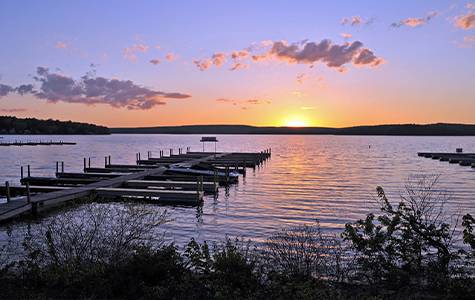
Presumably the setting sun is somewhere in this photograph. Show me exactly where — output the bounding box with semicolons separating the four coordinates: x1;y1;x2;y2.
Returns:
286;119;307;127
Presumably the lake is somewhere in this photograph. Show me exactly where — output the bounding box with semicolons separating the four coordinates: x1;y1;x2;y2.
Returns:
0;134;474;245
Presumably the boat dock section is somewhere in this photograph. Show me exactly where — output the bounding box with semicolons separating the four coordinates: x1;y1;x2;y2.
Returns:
417;151;475;168
0;148;271;222
0;140;76;146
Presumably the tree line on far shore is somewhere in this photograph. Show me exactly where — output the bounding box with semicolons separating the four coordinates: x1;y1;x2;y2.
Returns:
0;116;110;135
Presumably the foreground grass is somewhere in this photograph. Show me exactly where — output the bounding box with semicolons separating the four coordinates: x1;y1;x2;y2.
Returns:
1;176;474;299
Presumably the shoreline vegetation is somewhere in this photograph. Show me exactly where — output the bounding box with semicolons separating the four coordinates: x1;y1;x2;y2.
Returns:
0;176;474;299
0;116;109;135
2;116;475;136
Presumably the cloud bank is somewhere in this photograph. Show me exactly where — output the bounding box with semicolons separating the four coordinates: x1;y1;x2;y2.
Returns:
1;67;191;110
193;38;384;72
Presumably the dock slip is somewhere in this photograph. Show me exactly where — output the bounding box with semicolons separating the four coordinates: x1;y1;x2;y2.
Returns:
0;140;76;146
417;149;475;168
0;147;271;222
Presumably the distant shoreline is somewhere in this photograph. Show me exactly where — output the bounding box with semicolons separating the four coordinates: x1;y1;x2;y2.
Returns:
110;123;475;136
3;116;475;136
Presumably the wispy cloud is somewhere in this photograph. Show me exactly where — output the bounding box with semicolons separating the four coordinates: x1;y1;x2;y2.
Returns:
340;33;352;39
296;73;308;84
341;16;374;26
0;84;14;97
457;35;475;47
0;83;34;98
0;108;27;113
193;52;226;71
216;97;271;110
455;11;475;29
149;59;160;65
230;62;248;71
165;52;176;61
391;11;438;28
123;43;149;62
55;41;68;49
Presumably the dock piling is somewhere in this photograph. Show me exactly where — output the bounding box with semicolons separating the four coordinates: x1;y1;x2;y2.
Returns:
27;165;31;177
61;161;64;173
25;182;31;203
21;166;24;179
88;157;91;168
83;158;86;171
5;181;10;203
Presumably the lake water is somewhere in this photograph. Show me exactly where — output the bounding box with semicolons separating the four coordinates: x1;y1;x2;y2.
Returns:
0;134;474;245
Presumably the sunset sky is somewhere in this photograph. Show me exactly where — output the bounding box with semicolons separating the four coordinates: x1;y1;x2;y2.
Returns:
0;0;474;127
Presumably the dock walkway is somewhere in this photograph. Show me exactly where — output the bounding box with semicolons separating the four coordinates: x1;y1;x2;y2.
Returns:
0;149;271;222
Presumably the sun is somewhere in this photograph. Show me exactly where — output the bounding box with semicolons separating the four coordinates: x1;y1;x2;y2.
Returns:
285;119;307;127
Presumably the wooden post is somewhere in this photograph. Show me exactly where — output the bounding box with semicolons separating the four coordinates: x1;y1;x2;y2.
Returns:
56;161;59;173
61;161;64;173
196;176;200;199
27;165;31;177
21;166;24;179
225;166;229;183
83;158;86;171
242;160;247;176
170;148;173;156
213;169;218;191
88;157;91;168
26;182;31;203
104;156;107;167
108;155;111;165
5;181;11;203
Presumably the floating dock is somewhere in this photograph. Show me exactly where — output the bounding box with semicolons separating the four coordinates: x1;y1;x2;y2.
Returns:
0;147;271;222
417;151;475;168
0;140;76;147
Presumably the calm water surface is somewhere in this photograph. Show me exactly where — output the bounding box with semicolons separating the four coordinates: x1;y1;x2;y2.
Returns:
0;134;474;245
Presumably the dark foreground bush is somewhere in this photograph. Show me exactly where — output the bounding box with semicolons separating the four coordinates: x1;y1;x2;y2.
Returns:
0;176;474;299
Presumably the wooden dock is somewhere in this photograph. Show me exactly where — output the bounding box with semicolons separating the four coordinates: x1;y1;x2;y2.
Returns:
417;151;475;168
0;140;76;147
0;148;271;222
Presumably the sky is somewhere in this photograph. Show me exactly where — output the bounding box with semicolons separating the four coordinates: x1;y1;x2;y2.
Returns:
0;0;474;128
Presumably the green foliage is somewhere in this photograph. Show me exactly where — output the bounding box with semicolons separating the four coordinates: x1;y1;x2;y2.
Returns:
342;176;460;290
462;214;475;251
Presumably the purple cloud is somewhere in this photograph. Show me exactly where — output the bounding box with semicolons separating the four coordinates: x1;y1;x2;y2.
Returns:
0;84;14;97
28;67;190;110
193;38;384;72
